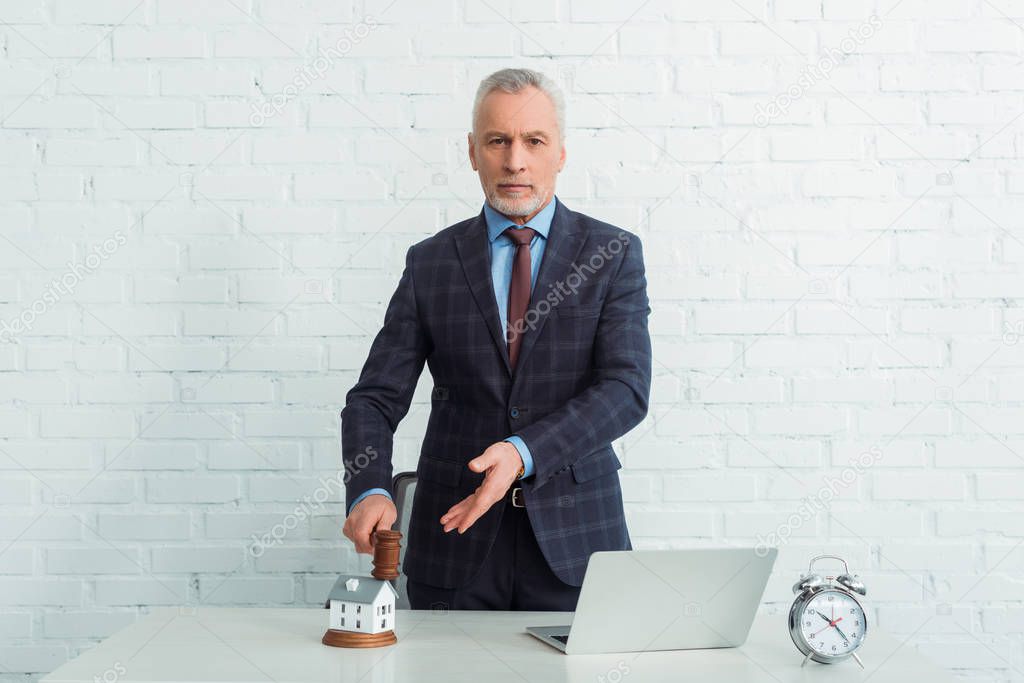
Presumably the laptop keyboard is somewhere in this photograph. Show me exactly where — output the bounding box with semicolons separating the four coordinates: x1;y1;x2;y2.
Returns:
552;634;569;643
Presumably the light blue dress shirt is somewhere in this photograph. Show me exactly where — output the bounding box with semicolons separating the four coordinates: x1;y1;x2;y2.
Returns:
347;196;557;515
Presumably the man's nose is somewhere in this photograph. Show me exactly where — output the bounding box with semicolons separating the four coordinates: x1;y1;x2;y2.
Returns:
503;140;527;174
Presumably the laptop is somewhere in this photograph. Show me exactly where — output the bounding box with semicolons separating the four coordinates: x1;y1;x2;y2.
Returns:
526;546;778;655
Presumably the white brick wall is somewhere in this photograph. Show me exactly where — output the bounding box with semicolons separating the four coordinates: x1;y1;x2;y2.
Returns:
0;0;1019;680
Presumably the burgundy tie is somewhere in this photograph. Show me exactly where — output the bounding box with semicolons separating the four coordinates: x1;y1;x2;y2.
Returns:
503;226;537;371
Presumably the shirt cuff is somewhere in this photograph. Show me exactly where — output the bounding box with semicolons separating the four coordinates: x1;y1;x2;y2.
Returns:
504;435;534;478
347;488;392;516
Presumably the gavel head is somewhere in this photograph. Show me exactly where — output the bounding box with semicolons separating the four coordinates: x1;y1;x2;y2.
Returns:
370;529;402;581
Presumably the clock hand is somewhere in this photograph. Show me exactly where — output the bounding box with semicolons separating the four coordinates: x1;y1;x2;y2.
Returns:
834;624;850;641
812;612;833;636
811;623;832;637
812;613;845;638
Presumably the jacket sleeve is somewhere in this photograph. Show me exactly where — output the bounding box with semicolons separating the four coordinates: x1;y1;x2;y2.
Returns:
513;234;652;489
341;245;430;512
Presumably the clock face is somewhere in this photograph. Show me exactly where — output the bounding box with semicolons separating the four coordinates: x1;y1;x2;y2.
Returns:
798;589;866;658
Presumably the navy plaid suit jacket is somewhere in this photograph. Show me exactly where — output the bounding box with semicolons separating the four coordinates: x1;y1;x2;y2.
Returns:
341;197;652;589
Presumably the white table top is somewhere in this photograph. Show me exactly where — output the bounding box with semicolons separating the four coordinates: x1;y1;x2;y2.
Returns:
42;607;954;683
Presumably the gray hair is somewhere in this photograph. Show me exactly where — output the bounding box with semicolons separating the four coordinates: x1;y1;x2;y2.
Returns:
471;68;566;141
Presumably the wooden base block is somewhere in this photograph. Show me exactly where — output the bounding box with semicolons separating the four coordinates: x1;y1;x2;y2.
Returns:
322;628;397;648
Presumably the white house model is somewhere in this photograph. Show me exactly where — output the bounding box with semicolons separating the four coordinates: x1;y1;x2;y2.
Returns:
327;575;398;635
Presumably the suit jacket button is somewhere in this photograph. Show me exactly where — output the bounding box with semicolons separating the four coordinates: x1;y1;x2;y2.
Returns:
509;407;520;419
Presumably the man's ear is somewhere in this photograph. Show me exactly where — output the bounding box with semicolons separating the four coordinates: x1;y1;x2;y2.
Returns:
558;142;566;172
467;132;477;171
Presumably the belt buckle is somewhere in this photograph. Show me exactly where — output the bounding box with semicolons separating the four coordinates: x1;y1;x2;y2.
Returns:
511;486;525;508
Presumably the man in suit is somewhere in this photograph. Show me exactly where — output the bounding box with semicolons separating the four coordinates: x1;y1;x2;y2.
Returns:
341;68;652;611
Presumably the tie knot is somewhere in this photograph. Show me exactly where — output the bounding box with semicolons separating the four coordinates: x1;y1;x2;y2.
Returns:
502;226;537;247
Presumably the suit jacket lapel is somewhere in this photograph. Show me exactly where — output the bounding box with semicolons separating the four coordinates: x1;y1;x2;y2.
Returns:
512;199;585;377
455;209;513;378
454;198;586;382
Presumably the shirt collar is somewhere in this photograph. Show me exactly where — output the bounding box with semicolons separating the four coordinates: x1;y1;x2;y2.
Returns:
483;194;557;243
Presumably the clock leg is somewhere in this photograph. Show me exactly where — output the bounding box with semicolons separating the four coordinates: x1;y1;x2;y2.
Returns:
801;651;813;667
852;652;865;669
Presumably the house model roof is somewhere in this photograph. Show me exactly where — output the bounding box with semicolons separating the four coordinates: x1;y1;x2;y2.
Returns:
326;574;398;605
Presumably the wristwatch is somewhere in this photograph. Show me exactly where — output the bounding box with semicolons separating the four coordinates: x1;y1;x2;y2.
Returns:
516;463;525;480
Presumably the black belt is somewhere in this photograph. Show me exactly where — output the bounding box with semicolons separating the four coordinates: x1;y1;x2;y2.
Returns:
508;485;525;508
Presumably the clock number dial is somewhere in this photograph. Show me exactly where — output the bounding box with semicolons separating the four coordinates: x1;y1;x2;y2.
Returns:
798;590;866;658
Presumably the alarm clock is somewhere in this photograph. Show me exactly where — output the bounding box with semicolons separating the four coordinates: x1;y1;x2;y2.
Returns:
788;554;868;668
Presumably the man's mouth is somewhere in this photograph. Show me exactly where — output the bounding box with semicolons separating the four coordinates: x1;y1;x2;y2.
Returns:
499;184;530;191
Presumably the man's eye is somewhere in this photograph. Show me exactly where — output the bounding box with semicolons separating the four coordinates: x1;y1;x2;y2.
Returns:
529;139;543;145
490;138;505;144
